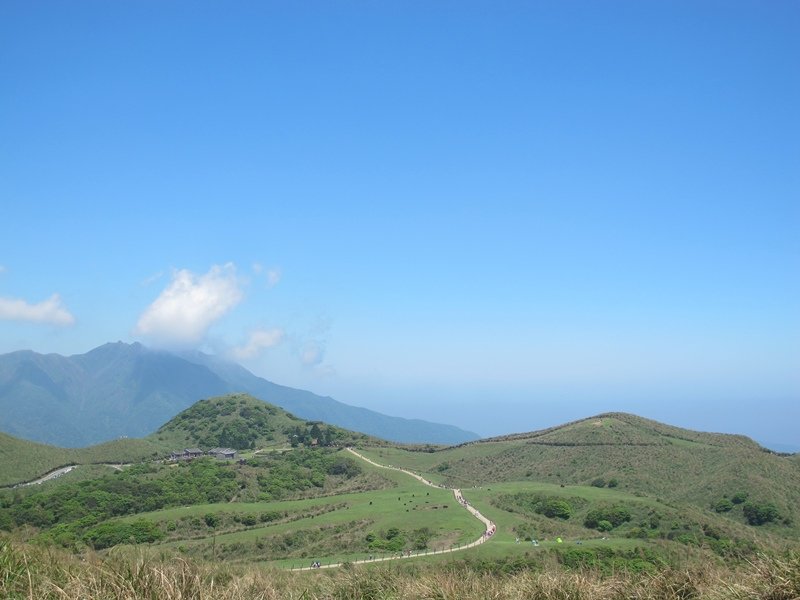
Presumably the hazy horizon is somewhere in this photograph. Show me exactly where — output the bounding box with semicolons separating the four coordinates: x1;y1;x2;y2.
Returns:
2;3;798;449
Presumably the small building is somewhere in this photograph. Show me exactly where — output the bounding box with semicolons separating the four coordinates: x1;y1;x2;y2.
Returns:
170;448;205;460
207;447;237;460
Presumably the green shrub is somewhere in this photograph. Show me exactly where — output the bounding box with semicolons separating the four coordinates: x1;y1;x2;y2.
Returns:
714;498;734;513
204;513;219;528
83;519;163;549
259;511;282;523
597;520;613;532
584;506;632;529
731;491;748;504
536;498;573;520
742;502;779;526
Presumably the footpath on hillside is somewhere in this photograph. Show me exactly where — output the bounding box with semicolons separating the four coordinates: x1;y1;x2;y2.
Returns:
292;447;496;571
3;463;129;489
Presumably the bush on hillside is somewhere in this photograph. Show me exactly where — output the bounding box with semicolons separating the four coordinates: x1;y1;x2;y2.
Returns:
731;491;749;504
584;505;632;530
714;498;734;513
83;519;163;550
742;502;780;526
204;513;219;528
596;520;613;532
536;498;573;520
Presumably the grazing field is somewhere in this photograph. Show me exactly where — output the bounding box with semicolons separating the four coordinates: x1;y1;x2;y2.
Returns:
113;455;485;566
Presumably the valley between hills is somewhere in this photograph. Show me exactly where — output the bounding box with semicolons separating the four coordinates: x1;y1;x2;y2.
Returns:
1;391;799;598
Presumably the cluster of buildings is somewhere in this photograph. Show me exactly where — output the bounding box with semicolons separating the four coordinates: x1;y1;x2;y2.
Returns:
170;447;238;461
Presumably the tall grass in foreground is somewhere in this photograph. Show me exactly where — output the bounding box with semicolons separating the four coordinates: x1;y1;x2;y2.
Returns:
2;539;799;599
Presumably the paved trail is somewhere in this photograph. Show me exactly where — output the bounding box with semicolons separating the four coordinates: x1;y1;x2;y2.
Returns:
13;466;77;487
294;448;496;571
7;463;129;488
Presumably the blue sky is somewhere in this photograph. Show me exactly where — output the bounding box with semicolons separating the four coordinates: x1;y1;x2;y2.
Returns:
1;2;798;448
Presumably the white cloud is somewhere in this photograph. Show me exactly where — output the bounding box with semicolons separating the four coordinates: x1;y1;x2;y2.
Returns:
135;263;243;346
266;268;281;287
0;293;75;326
300;342;324;366
140;270;164;287
253;263;282;287
232;327;285;359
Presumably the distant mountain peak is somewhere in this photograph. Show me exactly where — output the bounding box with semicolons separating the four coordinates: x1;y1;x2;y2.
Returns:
0;343;479;447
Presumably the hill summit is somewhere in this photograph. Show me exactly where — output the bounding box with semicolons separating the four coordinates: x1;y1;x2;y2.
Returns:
0;393;379;487
486;411;764;451
151;393;376;451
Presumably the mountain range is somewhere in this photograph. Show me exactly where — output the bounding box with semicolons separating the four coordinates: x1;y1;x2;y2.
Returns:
0;342;478;447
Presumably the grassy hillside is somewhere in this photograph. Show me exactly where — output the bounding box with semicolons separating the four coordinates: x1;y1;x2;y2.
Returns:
0;393;380;486
149;393;378;451
0;432;73;487
2;407;798;574
0;432;165;487
356;413;800;544
487;412;764;450
4;536;799;600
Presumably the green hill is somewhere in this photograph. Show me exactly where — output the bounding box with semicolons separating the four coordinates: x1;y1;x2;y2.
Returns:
0;394;381;486
3;407;798;570
357;413;800;543
492;412;763;450
0;433;165;487
149;393;378;450
0;432;74;487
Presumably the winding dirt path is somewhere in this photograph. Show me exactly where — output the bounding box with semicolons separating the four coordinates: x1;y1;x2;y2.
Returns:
293;448;496;570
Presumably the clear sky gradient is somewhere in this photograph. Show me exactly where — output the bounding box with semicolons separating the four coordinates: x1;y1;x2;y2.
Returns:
2;2;798;449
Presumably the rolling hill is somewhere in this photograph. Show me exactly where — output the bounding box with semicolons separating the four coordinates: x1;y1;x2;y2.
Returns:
0;432;164;487
357;412;800;540
149;393;379;450
2;403;798;576
0;393;382;486
0;342;478;447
